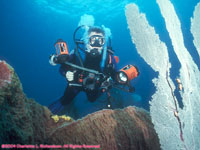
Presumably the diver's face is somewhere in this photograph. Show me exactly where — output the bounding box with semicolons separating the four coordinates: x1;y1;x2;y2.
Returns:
86;32;105;56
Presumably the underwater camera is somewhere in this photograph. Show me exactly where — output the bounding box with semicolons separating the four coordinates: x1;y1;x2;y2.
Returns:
54;39;70;63
82;73;102;91
117;65;139;85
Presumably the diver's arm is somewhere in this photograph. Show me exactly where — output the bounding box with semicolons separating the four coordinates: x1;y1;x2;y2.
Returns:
59;54;76;77
59;64;69;77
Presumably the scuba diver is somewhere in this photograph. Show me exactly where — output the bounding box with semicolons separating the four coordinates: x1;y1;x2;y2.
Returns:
48;26;139;115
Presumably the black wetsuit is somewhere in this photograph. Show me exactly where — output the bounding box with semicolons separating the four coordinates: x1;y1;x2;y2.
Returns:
58;51;118;106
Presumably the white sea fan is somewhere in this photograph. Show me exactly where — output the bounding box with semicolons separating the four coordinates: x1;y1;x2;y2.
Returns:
125;1;200;150
191;2;200;59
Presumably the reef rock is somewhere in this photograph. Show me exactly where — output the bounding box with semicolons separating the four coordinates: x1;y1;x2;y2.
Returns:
46;107;160;150
0;60;51;144
0;60;160;150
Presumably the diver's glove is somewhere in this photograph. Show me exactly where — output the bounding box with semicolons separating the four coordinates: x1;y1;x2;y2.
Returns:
49;54;57;66
49;54;69;65
66;71;74;81
56;54;69;64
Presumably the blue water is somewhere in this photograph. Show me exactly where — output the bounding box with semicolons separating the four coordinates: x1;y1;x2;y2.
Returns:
0;0;199;118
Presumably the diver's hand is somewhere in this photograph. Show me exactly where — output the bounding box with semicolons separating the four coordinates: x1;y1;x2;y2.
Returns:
56;54;69;64
49;54;57;66
66;71;74;81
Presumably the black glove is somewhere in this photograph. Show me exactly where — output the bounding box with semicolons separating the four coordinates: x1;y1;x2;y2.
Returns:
55;54;69;64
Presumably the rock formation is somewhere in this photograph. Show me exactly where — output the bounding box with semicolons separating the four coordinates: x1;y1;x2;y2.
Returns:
0;60;51;144
0;60;160;150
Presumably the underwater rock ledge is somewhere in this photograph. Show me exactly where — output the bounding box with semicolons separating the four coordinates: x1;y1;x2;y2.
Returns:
46;107;161;150
0;60;160;150
0;60;51;144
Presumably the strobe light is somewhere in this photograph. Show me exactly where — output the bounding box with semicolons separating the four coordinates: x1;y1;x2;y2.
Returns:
54;39;70;63
117;65;139;84
118;72;128;84
55;39;69;56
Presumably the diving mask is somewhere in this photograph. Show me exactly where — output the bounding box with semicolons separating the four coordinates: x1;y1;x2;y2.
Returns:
89;35;105;47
